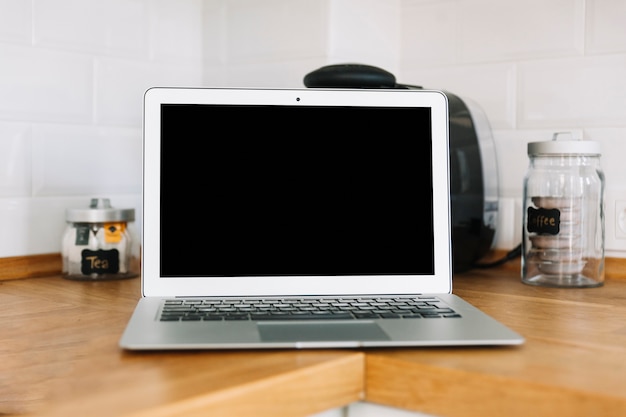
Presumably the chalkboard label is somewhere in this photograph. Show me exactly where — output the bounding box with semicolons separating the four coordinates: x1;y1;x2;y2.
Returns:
527;207;560;235
81;249;120;275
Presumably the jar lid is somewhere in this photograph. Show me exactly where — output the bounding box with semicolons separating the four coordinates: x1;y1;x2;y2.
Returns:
66;198;135;223
528;132;601;156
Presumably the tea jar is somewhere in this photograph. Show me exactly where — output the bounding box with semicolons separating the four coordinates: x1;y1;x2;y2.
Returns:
522;133;605;287
62;198;139;280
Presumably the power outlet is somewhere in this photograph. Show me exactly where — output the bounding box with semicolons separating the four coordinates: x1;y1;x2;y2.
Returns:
605;189;626;256
616;200;626;239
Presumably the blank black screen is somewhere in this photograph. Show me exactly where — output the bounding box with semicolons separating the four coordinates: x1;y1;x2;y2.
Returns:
159;104;434;276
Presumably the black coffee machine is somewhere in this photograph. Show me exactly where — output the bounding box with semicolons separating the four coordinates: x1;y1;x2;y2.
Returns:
304;63;498;272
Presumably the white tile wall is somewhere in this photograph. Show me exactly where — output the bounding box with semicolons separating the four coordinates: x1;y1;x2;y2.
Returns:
0;44;94;123
202;0;331;87
0;122;31;198
457;0;585;62
0;0;31;44
518;55;626;128
1;0;625;260
397;0;626;257
31;124;142;196
585;0;626;54
327;0;401;71
221;0;329;64
33;0;150;57
0;0;202;258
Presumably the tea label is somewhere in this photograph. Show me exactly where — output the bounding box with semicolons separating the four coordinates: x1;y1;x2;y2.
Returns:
81;249;120;275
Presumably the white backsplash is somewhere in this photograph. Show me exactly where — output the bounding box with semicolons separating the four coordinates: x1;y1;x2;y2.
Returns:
0;0;625;258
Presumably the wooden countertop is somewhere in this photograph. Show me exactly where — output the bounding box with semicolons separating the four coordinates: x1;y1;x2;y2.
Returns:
2;256;626;417
367;267;626;417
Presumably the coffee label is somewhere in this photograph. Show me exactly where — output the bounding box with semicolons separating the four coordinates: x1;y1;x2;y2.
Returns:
527;207;560;235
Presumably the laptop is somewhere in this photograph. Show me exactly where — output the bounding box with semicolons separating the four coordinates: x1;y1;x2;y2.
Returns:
119;86;524;350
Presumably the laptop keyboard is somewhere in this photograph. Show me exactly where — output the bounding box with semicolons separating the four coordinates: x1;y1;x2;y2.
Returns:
159;296;462;322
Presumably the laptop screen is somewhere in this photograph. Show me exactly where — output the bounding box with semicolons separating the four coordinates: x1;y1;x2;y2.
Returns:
142;87;452;297
159;103;434;277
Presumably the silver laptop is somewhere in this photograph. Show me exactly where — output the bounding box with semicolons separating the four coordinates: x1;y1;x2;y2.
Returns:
119;86;524;350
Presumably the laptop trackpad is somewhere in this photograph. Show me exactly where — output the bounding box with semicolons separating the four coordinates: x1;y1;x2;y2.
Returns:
257;321;390;342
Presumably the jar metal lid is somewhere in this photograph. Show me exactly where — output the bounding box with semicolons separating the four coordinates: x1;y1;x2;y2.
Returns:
66;198;135;223
528;132;601;156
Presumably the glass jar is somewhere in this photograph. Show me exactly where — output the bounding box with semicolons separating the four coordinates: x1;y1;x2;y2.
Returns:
62;198;139;280
522;133;605;287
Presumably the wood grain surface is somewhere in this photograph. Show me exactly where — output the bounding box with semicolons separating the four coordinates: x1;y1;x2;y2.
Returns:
365;268;626;417
1;257;625;417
